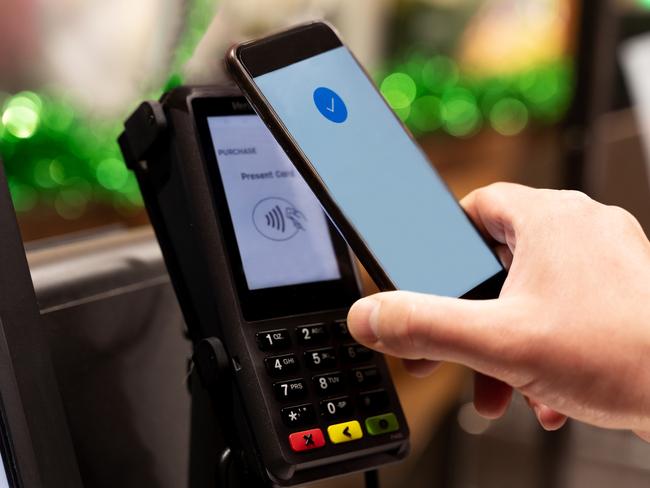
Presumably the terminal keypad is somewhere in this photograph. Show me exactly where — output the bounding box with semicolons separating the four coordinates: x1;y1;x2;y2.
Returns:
258;319;400;452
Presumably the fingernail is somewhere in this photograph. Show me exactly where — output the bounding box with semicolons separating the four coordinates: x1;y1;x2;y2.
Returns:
537;405;568;431
348;298;380;343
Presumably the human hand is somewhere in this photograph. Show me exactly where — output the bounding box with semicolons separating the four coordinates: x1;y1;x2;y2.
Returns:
347;183;650;440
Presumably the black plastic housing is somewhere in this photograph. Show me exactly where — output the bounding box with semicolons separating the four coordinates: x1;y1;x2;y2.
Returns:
119;86;410;486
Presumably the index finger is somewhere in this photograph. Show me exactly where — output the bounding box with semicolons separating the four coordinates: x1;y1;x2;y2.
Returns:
460;182;532;249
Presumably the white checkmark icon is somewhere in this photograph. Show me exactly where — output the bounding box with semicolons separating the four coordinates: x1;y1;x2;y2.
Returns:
326;97;335;112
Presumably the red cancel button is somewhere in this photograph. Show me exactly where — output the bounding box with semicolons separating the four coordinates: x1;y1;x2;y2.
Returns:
288;428;326;452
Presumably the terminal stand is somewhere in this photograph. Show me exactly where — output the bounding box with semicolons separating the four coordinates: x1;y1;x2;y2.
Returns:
189;337;270;488
119;101;270;488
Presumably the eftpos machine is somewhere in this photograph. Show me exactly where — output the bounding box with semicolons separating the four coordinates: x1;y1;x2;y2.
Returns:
119;86;410;487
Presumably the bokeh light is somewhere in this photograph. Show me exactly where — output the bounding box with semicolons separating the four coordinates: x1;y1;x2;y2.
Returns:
42;99;75;133
0;0;574;219
378;53;572;138
7;180;37;213
2;93;42;139
0;0;216;217
408;96;442;133
96;158;129;190
421;56;459;93
34;159;58;188
441;88;481;137
381;73;417;110
489;98;529;136
55;188;88;220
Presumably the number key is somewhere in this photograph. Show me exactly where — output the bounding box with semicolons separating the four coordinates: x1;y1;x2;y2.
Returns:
296;324;329;345
281;404;315;428
341;343;373;363
331;320;351;339
350;366;381;387
256;329;291;351
273;379;307;401
304;348;337;370
320;396;353;420
265;354;299;377
313;371;345;395
358;389;389;414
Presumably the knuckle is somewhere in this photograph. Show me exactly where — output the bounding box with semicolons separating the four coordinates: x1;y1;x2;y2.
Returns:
606;205;640;229
545;189;598;224
554;189;593;211
478;182;513;202
472;182;512;214
560;189;590;202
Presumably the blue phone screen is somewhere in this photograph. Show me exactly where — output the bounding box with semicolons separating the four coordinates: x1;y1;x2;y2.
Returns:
254;46;503;296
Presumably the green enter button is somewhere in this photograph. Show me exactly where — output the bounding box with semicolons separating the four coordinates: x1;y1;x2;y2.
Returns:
365;413;399;435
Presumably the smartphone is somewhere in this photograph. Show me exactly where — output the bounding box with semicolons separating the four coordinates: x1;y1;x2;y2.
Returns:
119;87;409;486
227;21;506;298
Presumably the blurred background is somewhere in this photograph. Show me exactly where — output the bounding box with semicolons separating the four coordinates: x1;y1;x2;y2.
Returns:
2;0;650;487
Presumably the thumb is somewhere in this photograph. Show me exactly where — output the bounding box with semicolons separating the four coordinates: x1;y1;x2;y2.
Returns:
348;291;533;385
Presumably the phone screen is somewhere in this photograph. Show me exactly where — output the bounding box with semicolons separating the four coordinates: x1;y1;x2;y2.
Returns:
253;45;503;297
207;114;342;291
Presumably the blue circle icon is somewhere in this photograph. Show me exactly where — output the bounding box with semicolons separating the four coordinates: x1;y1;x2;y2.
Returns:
313;87;348;123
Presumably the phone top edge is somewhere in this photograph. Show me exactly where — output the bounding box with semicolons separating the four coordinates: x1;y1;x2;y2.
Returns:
230;21;342;78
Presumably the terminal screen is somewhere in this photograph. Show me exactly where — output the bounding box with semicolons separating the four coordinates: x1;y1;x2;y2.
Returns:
207;114;342;291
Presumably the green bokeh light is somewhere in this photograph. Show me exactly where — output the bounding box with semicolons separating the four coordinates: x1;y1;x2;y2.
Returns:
2;93;41;139
1;1;573;217
378;54;572;138
49;159;66;184
42;100;75;133
96;158;129;190
441;88;481;137
421;56;459;93
34;159;58;188
0;0;216;216
393;105;412;121
381;72;417;109
408;96;442;133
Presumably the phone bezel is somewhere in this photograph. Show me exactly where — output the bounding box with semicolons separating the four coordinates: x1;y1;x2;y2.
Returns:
227;21;506;300
192;96;361;321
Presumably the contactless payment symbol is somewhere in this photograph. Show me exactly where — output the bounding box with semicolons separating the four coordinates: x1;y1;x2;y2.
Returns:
313;87;348;123
252;197;307;241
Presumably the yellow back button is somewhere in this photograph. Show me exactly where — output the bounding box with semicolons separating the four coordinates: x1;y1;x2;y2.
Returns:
327;420;363;444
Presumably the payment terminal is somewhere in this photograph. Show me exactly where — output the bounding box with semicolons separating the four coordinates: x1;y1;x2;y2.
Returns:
118;86;409;486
